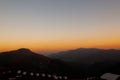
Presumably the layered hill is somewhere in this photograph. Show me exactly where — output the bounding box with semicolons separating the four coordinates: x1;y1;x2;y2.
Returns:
0;48;68;75
49;48;120;76
49;48;120;64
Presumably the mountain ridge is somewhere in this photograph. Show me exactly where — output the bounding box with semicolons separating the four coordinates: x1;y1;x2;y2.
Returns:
49;48;120;64
0;48;70;76
1;48;120;77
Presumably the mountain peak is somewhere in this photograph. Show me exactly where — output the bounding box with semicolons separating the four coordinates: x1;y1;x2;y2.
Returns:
17;48;32;53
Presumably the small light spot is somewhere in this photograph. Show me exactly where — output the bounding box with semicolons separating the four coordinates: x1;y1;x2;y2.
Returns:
22;72;27;75
41;73;45;77
48;74;51;77
30;72;34;76
36;73;40;76
17;70;22;74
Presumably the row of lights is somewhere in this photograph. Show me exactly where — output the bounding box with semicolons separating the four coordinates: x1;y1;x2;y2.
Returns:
1;70;68;80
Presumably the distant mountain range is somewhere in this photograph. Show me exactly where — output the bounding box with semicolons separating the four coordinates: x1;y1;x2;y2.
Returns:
49;48;120;76
1;48;120;78
49;48;120;64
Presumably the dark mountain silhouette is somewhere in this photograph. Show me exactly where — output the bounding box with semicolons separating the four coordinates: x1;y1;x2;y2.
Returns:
0;48;69;75
0;48;50;67
1;48;120;78
49;48;120;64
49;48;120;76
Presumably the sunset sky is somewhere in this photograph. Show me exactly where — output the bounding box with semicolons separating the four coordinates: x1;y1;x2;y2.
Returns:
0;0;120;53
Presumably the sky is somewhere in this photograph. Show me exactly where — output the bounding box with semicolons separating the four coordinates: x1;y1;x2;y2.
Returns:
0;0;120;53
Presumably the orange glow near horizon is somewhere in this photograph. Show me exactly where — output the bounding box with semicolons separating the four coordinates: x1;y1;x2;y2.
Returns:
0;39;120;53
